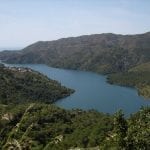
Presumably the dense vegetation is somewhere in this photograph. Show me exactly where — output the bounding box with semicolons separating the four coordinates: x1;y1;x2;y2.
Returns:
107;62;150;99
0;103;149;150
0;64;74;104
0;60;149;149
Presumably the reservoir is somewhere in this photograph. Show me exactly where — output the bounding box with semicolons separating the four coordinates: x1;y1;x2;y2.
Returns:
8;64;150;116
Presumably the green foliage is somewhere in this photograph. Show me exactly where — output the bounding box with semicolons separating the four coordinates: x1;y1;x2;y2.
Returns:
100;107;150;150
126;107;150;149
0;103;149;150
113;110;128;148
0;103;113;150
0;65;74;104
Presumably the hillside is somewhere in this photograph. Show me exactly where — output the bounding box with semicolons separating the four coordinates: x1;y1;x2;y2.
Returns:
0;64;74;104
0;103;149;150
0;32;150;74
107;62;150;99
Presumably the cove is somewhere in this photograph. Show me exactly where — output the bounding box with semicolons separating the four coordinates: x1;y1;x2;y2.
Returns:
8;64;149;116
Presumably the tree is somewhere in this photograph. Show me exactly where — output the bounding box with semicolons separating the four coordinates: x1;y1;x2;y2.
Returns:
114;110;128;148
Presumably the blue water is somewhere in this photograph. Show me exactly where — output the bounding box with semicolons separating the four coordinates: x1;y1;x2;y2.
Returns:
8;64;150;115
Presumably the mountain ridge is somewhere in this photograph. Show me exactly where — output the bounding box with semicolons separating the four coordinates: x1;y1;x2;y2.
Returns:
0;32;150;74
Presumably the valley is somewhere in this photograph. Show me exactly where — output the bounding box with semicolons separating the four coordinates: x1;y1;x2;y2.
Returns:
0;32;150;98
0;32;150;150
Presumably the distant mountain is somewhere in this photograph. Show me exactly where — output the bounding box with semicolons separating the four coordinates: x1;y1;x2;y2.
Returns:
0;47;22;52
0;32;150;74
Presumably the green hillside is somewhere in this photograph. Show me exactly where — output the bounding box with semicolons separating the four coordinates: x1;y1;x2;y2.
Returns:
0;64;74;104
107;62;150;99
0;56;149;149
128;62;150;72
0;103;149;150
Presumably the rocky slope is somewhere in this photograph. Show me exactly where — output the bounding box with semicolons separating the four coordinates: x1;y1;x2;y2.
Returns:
0;32;150;74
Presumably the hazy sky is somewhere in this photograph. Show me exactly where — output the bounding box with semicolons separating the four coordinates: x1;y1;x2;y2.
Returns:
0;0;150;48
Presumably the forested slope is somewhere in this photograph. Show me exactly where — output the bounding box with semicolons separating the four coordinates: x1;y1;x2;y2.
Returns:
0;103;149;150
0;64;74;104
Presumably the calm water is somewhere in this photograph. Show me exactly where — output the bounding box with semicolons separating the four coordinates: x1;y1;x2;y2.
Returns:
8;64;150;115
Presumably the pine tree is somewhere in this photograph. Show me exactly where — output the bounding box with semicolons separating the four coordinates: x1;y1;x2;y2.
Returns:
114;110;128;149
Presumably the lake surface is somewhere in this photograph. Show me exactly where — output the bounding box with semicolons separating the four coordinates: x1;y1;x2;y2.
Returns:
8;64;150;116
